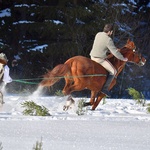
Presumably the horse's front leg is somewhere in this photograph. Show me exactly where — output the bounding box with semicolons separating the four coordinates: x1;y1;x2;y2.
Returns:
83;91;97;107
0;91;3;105
92;92;105;110
91;79;116;110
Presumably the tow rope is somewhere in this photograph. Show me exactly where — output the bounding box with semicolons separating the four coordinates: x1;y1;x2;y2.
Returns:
12;73;107;85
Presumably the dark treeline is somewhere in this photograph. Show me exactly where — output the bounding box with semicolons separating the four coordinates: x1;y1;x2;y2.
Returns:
0;0;149;98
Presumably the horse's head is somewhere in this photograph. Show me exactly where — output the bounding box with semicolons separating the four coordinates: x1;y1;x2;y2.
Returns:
122;39;146;66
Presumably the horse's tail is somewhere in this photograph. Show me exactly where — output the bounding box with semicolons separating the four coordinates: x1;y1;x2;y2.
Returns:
40;64;70;87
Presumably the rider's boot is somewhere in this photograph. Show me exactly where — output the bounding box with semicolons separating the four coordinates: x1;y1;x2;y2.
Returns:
101;75;114;97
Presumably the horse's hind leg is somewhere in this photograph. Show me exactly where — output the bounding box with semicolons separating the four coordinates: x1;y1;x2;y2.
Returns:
63;77;85;95
62;77;74;95
63;95;75;111
83;91;97;107
92;93;105;110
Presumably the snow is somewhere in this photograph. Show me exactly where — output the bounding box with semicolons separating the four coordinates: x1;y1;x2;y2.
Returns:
14;4;37;8
13;21;35;25
128;0;137;5
28;44;48;53
0;9;11;18
51;20;64;25
0;2;150;149
0;86;150;150
14;55;21;60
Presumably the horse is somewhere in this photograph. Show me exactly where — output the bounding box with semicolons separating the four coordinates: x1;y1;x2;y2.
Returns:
0;53;8;104
40;39;146;110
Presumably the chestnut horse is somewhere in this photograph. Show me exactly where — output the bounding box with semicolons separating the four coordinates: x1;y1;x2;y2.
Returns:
40;39;146;110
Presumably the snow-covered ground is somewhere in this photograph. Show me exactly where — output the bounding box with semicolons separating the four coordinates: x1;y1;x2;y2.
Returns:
0;87;150;150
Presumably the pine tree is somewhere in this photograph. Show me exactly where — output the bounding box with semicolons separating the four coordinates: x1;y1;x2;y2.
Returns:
0;0;149;97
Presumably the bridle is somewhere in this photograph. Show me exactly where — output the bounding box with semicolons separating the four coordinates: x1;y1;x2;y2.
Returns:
124;44;143;65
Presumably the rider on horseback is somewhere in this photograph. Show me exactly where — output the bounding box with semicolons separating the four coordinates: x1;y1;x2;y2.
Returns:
90;24;128;97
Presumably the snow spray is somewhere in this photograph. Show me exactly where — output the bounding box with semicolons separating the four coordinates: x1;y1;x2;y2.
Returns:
30;85;44;98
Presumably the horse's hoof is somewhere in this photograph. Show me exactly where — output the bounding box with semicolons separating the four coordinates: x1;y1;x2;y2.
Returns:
83;102;91;107
63;105;68;111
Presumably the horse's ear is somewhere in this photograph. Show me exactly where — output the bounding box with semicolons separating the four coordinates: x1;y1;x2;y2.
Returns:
127;39;130;43
126;39;135;49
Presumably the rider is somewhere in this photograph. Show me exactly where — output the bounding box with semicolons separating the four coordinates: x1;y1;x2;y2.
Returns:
90;23;128;97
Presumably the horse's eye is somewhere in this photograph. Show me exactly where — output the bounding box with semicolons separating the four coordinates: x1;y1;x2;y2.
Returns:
133;49;136;52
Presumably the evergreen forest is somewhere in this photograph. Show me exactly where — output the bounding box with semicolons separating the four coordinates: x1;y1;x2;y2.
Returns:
0;0;149;98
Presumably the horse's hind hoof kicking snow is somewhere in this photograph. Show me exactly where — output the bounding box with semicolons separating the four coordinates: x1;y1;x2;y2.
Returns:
63;95;75;111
